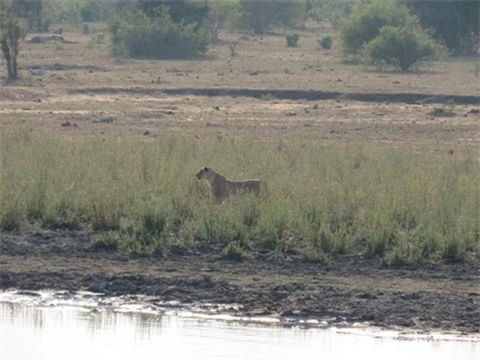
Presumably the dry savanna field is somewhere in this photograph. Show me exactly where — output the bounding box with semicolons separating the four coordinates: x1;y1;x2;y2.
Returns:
0;25;478;148
0;24;479;334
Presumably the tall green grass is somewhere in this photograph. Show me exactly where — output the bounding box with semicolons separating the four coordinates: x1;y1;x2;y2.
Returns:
1;127;478;264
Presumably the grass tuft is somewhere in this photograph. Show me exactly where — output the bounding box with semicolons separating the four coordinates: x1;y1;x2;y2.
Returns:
222;241;250;262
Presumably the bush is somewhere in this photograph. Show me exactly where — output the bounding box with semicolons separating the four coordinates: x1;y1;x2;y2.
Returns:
362;23;446;71
318;35;332;49
340;0;414;57
285;32;299;47
111;7;209;59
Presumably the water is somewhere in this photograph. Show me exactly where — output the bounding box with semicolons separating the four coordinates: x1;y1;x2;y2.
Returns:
1;301;479;360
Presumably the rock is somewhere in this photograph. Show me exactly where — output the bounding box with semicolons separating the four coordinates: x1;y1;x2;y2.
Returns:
52;291;75;299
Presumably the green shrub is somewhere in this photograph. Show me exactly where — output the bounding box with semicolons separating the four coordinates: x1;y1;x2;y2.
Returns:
340;0;414;57
286;32;300;47
362;23;446;71
111;7;209;59
318;35;333;49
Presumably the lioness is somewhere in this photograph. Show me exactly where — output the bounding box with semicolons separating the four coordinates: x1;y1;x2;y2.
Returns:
196;166;262;203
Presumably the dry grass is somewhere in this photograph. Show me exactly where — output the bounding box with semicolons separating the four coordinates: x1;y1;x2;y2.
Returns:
1;128;478;263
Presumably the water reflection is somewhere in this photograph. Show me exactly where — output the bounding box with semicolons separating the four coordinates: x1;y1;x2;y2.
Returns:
1;302;479;360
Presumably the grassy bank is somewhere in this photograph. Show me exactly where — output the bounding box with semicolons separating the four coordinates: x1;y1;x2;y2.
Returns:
1;127;478;265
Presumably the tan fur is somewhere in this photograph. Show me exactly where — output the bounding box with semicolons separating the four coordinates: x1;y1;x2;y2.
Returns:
196;167;262;203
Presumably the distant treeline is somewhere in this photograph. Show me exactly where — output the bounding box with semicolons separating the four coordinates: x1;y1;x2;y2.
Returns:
2;0;476;55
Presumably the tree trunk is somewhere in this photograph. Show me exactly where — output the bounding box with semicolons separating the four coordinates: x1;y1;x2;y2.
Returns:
12;48;18;78
1;41;13;80
2;40;16;80
0;13;23;81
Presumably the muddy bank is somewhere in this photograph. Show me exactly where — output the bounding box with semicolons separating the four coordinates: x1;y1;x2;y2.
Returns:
0;231;479;334
68;87;480;105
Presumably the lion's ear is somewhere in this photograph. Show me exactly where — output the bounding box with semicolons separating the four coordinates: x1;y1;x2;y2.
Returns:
204;167;208;171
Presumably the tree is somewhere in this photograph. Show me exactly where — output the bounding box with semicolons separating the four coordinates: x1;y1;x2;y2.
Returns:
310;0;353;28
0;7;25;80
136;0;210;31
404;0;479;55
238;0;306;34
11;0;47;32
363;22;446;71
340;0;413;56
206;0;240;40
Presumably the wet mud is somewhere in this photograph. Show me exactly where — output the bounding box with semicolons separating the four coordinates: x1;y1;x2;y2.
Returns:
69;87;479;105
0;231;479;334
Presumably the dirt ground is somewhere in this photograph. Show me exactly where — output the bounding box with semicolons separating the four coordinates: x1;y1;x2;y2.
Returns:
0;26;479;334
0;26;478;150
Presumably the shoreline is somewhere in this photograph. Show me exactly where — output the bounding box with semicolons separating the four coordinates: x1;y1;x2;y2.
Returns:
1;231;479;335
1;289;479;342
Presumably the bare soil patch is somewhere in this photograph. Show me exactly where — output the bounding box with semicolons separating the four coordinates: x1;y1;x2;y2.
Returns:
0;26;476;150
